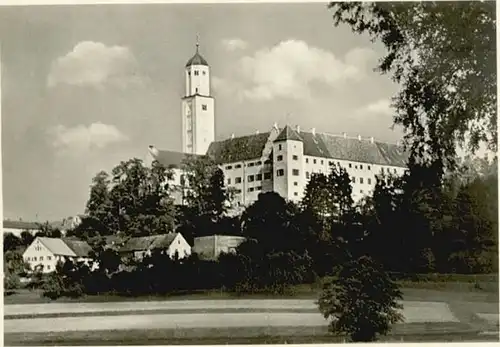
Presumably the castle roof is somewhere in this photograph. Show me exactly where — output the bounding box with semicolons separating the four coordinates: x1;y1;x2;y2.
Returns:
186;45;208;67
206;132;272;164
207;127;408;167
274;125;303;142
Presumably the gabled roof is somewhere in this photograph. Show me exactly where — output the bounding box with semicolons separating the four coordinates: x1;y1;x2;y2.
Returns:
37;237;77;257
119;233;179;253
274;125;303;142
206;132;271;164
63;238;93;257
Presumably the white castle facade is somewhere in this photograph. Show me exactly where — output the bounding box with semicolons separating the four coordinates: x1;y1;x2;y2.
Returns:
147;43;408;207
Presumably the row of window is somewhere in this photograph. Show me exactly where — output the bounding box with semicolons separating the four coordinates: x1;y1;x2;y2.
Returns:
189;70;207;76
276;169;300;177
227;172;272;185
26;255;53;261
225;160;272;170
276;154;299;162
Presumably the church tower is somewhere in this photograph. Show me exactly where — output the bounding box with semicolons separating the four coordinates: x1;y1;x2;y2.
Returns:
181;40;215;155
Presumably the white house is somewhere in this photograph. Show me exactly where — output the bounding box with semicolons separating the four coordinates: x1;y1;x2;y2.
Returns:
22;237;94;273
119;233;192;261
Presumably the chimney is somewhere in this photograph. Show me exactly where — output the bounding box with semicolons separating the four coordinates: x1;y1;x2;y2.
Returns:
370;136;374;144
358;135;362;141
311;128;316;136
231;133;235;139
296;125;301;133
343;132;347;139
148;145;160;157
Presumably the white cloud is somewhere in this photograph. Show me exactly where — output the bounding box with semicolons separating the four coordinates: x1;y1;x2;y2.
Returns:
362;99;393;115
47;41;143;88
221;38;248;51
50;122;128;154
215;40;374;101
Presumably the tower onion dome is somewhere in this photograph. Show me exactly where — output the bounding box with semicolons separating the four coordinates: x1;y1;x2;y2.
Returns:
186;42;208;67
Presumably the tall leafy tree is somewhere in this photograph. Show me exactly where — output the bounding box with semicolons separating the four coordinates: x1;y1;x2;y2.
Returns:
329;1;496;170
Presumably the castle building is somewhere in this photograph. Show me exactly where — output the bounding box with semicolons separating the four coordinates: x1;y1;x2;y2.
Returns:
148;43;408;207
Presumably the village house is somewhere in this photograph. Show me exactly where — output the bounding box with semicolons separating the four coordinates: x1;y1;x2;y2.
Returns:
118;233;192;261
22;236;94;273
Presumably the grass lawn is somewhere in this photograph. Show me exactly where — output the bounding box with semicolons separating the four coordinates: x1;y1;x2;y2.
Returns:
4;275;498;305
4;326;497;346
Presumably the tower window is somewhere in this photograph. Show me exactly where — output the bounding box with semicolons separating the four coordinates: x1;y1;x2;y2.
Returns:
368;165;371;170
306;158;309;163
195;87;198;93
277;169;285;177
277;155;283;161
360;178;364;184
292;169;299;176
194;70;199;76
360;165;363;170
349;163;352;168
278;144;282;151
294;192;298;196
294;182;298;186
202;104;207;111
313;159;317;164
202;71;206;75
292;155;298;160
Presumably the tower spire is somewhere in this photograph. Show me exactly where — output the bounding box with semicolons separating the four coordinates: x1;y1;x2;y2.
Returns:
196;33;200;53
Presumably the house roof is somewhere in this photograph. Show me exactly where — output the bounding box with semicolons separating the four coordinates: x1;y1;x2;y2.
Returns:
120;233;178;253
62;238;93;257
274;125;302;142
37;237;77;257
207;127;408;167
206;132;272;164
3;220;39;230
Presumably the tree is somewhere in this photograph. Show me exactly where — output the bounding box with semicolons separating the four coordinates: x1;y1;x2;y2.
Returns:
82;170;115;235
317;256;404;342
20;230;35;247
107;158;177;236
329;1;496;169
3;232;21;252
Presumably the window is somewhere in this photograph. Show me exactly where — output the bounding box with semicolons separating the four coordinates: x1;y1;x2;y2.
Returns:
256;161;262;165
313;159;317;164
360;165;363;170
321;160;324;165
226;165;232;170
278;144;282;150
329;161;333;166
235;164;242;169
264;159;272;165
195;87;198;93
349;163;352;168
277;169;285;177
368;165;371;170
264;172;272;180
306;158;309;163
352;177;356;183
40;256;44;261
394;168;397;173
194;70;199;76
277;155;283;161
360;178;364;184
256;186;262;191
256;174;262;181
360;190;364;194
292;155;298;160
294;192;298;196
355;165;358;169
47;265;51;270
25;257;30;261
248;187;254;192
235;177;242;184
306;171;310;179
294;182;298;186
248;175;255;182
202;71;206;75
33;257;37;261
202;104;207;111
227;178;231;185
381;168;384;173
235;189;242;194
292;169;300;176
248;162;254;167
368;178;372;185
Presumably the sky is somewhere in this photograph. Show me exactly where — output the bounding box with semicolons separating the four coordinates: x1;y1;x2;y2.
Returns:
1;3;403;222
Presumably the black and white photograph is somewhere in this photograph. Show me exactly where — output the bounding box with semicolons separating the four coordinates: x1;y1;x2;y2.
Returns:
2;1;498;345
